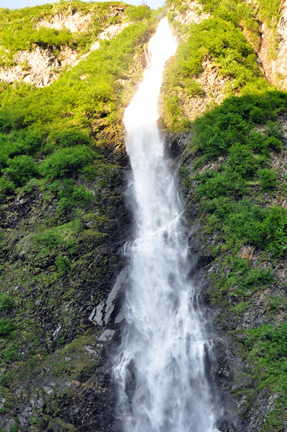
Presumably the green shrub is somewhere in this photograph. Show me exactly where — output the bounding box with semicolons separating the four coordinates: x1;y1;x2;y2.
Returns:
249;107;266;124
259;168;277;191
0;318;14;337
2;346;19;363
23;178;41;193
248;131;270;154
34;230;61;249
265;121;284;140
0;295;14;312
10;129;44;155
56;180;94;215
266;136;282;152
50;129;92;148
55;255;71;274
81;164;98;181
0;177;15;198
246;321;287;370
41;146;94;179
235;268;274;296
225;202;287;257
197;169;246;199
126;5;152;21
5;155;39;186
227;257;275;296
192;93;287;160
228;144;260;178
261;207;287;257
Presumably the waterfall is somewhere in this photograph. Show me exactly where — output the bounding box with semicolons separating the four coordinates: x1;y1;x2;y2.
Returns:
113;17;218;432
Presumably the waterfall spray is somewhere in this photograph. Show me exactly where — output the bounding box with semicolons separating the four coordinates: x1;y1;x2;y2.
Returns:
113;17;218;432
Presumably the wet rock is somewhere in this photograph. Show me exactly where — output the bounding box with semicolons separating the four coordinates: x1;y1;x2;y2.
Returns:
98;329;116;342
216;418;237;432
165;131;193;158
212;338;234;390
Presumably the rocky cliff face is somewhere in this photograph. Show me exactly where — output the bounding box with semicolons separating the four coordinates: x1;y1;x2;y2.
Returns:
258;1;287;90
238;0;287;92
0;4;134;88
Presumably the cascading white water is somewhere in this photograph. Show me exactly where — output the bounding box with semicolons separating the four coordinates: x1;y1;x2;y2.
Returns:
113;17;218;432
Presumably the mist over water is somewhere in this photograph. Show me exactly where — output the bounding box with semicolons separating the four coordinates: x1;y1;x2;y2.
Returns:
113;17;218;432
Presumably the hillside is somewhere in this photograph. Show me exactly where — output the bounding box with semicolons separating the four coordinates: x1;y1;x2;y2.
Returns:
1;0;287;431
162;1;287;430
0;2;157;431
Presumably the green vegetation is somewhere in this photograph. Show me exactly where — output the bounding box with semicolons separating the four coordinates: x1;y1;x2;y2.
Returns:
0;1;153;65
163;0;282;131
191;92;287;259
0;294;14;312
239;323;287;430
0;2;157;429
6;155;39;186
195;0;282;58
41;146;94;179
176;89;287;429
0;318;14;337
164;6;287;422
0;6;156;198
193;0;281;25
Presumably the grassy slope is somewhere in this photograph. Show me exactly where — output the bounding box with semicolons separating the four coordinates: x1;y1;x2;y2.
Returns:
164;1;287;430
0;2;157;430
0;1;153;64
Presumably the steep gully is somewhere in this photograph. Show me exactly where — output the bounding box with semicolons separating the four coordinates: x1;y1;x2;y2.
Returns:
112;18;221;432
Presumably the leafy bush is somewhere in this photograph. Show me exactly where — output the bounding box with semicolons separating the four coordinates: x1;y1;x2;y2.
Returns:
50;129;92;148
245;321;287;402
5;155;39;186
259;169;277;191
55;255;71;274
228;144;260;178
193;93;286;159
126;5;152;21
57;183;93;215
2;346;19;363
34;230;61;249
0;177;15;198
265;121;284;140
0;318;14;337
197;169;246;199
223;202;287;257
0;295;14;312
41;146;94;179
191;91;287;262
248;131;270;154
230;264;275;296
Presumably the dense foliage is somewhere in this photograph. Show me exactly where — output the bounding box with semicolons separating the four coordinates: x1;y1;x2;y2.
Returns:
163;0;279;131
0;8;156;198
179;90;287;429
